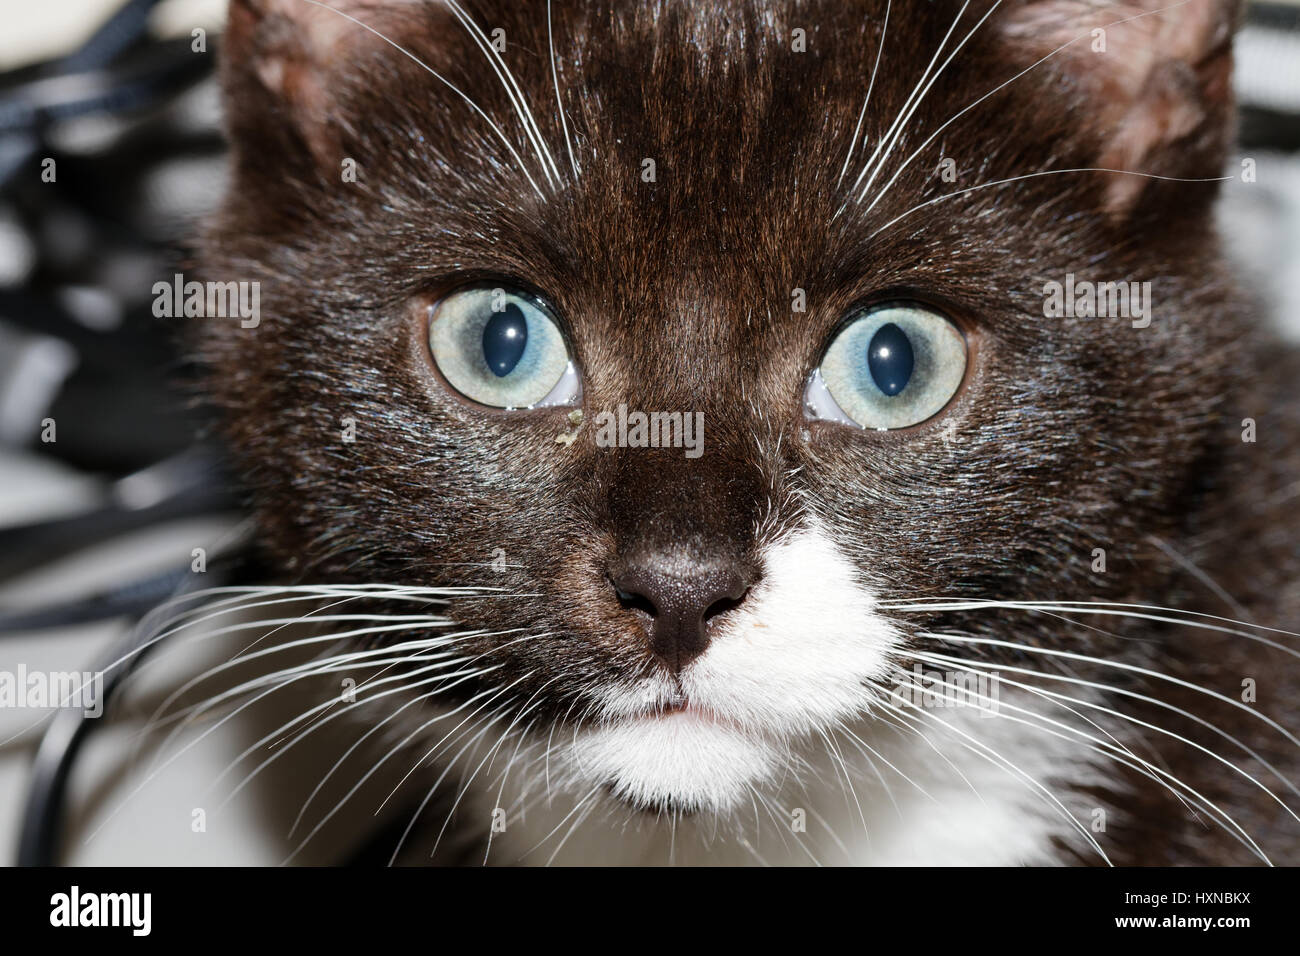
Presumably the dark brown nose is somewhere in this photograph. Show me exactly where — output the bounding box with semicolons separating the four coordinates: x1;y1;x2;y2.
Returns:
611;559;752;672
604;441;763;674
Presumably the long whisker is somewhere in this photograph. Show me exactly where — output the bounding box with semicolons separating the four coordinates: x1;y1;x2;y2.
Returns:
915;631;1300;751
883;686;1112;864
142;624;496;764
144;615;461;737
868;168;1232;242
1147;534;1250;621
520;781;603;863
482;717;539;864
914;649;1300;826
216;636;541;807
891;664;1272;864
868;693;990;811
834;721;936;804
290;691;430;839
837;725;903;827
853;0;1006;204
299;0;549;199
814;726;872;833
441;0;563;186
858;0;1205;217
90;645;507;849
284;674;531;863
848;0;971;196
547;0;579;179
945;603;1300;672
110;583;509;713
0;584;467;749
374;673;535;816
429;678;561;859
216;658;479;801
389;777;445;867
544;783;605;866
837;0;891;186
918;645;1300;803
884;598;1300;640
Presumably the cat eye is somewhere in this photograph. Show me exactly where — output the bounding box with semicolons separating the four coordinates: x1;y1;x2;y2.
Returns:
805;302;967;430
427;286;579;409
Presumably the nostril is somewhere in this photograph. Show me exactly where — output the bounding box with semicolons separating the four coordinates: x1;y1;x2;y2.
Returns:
610;560;756;673
703;587;748;627
613;580;658;621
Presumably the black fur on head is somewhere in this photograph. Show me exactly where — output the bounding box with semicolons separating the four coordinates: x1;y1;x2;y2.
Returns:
196;0;1300;863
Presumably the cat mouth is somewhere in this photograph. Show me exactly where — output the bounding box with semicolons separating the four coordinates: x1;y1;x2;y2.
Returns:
638;693;690;718
629;696;739;731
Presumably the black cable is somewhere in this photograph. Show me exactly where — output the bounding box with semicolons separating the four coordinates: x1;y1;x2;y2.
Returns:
0;0;209;193
55;0;166;75
0;564;195;632
1;0;234;853
17;600;175;866
0;40;211;136
14;550;261;866
0;448;238;585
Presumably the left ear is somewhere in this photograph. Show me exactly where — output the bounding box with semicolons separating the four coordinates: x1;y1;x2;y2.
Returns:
998;0;1241;212
222;0;430;173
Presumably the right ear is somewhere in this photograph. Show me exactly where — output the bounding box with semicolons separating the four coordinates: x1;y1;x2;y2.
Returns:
996;0;1241;214
221;0;428;173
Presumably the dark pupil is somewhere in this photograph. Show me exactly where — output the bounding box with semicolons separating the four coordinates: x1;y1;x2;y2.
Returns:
866;322;914;396
482;303;529;377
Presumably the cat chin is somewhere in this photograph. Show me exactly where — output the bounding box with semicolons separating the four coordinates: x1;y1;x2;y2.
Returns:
562;714;780;816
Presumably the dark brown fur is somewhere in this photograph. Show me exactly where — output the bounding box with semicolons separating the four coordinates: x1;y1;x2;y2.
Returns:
197;0;1300;863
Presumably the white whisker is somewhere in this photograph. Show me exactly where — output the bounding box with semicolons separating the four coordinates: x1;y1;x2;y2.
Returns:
916;631;1300;751
892;664;1272;864
867;168;1231;241
300;0;549;199
848;0;970;196
285;674;530;863
441;0;563;187
884;687;1113;864
913;649;1300;823
547;0;579;179
837;0;890;186
854;0;1005;204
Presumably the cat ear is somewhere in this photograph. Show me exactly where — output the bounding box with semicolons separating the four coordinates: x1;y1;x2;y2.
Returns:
222;0;425;171
998;0;1240;212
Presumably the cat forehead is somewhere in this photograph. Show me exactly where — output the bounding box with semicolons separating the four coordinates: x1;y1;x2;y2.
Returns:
219;0;1235;344
319;0;977;173
342;5;1013;262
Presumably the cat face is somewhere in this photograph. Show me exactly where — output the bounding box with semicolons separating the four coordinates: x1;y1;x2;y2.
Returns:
200;0;1253;844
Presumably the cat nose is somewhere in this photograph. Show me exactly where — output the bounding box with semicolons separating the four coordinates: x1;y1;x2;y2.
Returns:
611;560;752;672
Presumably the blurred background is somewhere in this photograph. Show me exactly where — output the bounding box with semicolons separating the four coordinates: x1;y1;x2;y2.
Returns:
0;0;1298;865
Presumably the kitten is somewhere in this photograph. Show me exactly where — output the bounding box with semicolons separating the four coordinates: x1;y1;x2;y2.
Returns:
195;0;1300;864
